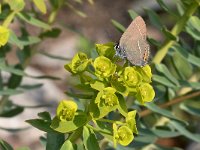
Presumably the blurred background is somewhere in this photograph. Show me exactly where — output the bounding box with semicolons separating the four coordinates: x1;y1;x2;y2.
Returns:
1;0;200;150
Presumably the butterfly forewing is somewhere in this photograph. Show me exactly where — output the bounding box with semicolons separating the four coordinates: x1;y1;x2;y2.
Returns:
119;16;149;66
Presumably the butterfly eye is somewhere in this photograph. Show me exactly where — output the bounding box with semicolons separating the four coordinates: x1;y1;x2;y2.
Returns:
114;43;120;50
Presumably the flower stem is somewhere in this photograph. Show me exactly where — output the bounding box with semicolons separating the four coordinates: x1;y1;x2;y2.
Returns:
99;118;123;125
152;1;199;64
2;11;16;27
86;124;112;135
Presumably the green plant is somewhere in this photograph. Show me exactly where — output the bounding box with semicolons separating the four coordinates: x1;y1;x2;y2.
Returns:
0;0;92;149
1;0;200;150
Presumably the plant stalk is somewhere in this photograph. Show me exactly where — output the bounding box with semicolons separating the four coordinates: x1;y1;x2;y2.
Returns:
139;90;200;117
152;1;199;64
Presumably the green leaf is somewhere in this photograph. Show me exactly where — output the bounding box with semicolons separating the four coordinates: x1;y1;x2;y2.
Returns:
145;9;163;29
19;83;43;90
0;126;29;132
60;140;74;150
143;144;182;150
0;139;14;150
173;45;200;67
9;30;41;49
179;80;200;89
111;19;126;33
117;93;128;117
7;65;23;89
155;64;180;86
0;60;26;76
170;120;200;142
0;105;24;117
133;128;157;146
28;74;61;80
161;27;177;40
16;147;31;150
51;113;88;133
8;30;23;49
95;121;113;141
26;119;56;133
152;75;176;88
90;80;105;91
17;12;51;30
83;126;100;150
145;103;186;124
151;128;181;138
46;132;65;150
147;37;162;47
171;50;193;79
128;10;138;20
65;91;93;99
156;0;177;17
0;89;23;96
38;51;70;61
19;36;41;46
65;2;87;18
186;16;200;40
39;28;61;38
38;111;52;121
180;103;200;117
32;0;47;14
6;0;25;12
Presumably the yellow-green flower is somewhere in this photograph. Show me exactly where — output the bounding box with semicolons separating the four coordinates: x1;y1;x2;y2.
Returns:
123;67;142;88
136;83;155;104
136;65;152;83
65;52;90;74
0;26;9;47
89;87;119;119
95;87;118;108
6;0;25;12
113;123;134;147
111;72;129;96
56;100;78;122
95;42;115;59
94;56;116;78
126;110;138;134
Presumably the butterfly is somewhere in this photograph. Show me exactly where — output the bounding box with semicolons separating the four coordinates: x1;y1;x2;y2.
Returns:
114;16;150;66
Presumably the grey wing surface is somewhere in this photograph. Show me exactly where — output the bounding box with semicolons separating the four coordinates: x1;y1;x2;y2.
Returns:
119;16;148;66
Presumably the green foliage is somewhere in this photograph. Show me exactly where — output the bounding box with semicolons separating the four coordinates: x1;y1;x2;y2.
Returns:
28;42;155;149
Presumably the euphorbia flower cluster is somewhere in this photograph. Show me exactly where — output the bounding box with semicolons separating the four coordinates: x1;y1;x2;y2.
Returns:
51;42;155;147
0;26;9;47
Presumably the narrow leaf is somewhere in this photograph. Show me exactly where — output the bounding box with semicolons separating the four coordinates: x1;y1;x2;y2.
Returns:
155;64;180;86
32;0;47;14
145;103;186;124
162;27;177;40
60;140;74;150
46;132;65;150
65;91;93;99
83;126;100;150
0;139;14;150
17;12;51;30
180;103;200;117
170;120;200;142
145;9;163;29
152;75;176;88
38;51;71;61
173;45;200;67
111;19;126;33
128;10;138;20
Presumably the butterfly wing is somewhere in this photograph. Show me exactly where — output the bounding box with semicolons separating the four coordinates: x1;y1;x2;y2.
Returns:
119;16;149;66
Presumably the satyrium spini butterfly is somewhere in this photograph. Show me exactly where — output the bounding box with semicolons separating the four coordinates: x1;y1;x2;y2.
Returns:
115;16;150;66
